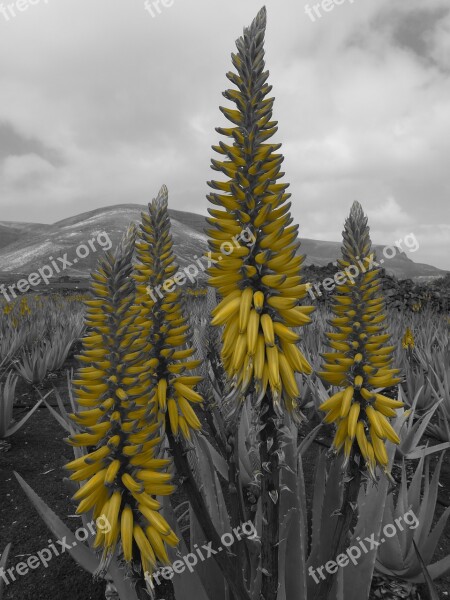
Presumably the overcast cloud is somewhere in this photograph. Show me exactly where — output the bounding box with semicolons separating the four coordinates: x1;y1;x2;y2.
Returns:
0;0;449;268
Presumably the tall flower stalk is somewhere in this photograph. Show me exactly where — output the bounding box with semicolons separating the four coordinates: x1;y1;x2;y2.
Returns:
133;185;204;441
318;201;403;479
135;186;251;600
207;6;313;418
66;226;178;592
206;7;312;599
316;202;403;599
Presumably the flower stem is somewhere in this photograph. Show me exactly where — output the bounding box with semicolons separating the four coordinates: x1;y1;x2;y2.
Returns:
260;395;280;600
316;452;362;600
166;417;250;600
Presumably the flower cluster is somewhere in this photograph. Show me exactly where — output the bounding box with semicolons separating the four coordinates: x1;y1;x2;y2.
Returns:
318;202;403;477
207;7;313;419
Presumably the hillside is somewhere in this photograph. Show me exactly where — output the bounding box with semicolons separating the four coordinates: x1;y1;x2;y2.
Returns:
0;205;446;282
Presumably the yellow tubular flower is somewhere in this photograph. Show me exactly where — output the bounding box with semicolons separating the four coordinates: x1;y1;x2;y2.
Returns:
402;326;415;350
206;8;313;419
66;226;177;579
133;185;204;441
317;202;403;478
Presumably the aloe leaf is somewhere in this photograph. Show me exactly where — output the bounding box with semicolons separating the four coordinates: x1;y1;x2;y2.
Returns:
189;506;227;600
317;453;345;560
199;436;229;481
413;541;440;600
377;516;404;571
53;384;77;432
418;453;445;546
5;396;45;437
14;471;99;574
407;401;442;451
331;565;344;600
297;422;322;457
41;396;73;433
342;439;396;600
406;441;450;460
420;506;450;566
278;420;307;599
195;436;231;535
106;560;141;600
307;450;326;567
0;543;11;600
424;554;450;582
408;453;425;519
237;403;254;484
307;453;345;597
161;497;210;600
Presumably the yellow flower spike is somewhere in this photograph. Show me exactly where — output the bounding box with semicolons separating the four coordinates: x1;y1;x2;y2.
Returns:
319;202;402;477
206;8;312;417
132;186;204;445
402;327;415;350
65;225;178;573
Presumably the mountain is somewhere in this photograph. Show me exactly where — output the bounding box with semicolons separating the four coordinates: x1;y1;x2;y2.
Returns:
0;205;446;283
0;205;208;280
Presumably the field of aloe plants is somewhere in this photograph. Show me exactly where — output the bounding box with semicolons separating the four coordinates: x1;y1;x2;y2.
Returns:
1;7;450;600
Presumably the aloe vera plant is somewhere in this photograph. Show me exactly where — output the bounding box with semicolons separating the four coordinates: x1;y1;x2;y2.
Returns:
206;8;315;598
0;371;47;439
393;387;450;459
376;450;450;584
14;343;51;384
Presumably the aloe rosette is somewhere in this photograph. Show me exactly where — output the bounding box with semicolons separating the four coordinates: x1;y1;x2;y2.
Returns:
206;7;313;419
318;202;403;478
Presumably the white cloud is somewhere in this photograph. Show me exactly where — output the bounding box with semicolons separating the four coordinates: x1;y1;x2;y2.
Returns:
0;0;448;269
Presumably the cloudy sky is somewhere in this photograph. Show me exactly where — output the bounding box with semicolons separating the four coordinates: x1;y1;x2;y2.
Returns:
0;0;449;268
